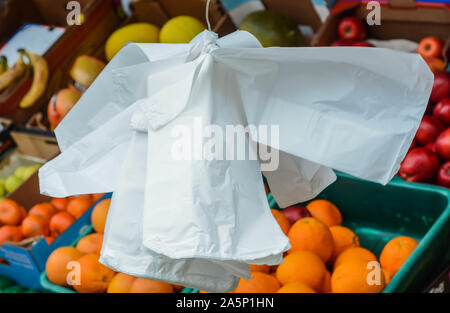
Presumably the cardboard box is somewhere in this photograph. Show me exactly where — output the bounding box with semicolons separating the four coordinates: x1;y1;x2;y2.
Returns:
0;0;122;125
9;128;60;161
130;0;236;36
312;0;450;62
0;172;108;290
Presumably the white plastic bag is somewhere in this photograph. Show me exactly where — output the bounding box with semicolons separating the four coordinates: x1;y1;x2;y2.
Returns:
39;30;432;292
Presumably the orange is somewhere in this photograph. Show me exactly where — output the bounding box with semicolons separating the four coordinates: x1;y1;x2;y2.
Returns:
67;197;93;219
29;203;56;222
107;273;137;293
321;270;331;293
329;226;360;261
287;217;334;263
417;37;444;59
331;259;385;293
49;212;75;237
0;225;23;246
129;278;174;293
234;272;280;293
306;199;342;227
271;209;291;235
380;236;418;275
0;199;23;226
277;282;316;293
249;264;271;274
275;251;327;291
333;247;377;271
76;233;104;254
425;57;446;73
73;253;115;293
45;236;55;245
19;206;27;220
51;198;69;211
21;215;49;238
46;247;83;287
91;199;110;234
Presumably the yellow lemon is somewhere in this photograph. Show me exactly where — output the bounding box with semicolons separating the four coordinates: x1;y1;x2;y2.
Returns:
105;23;160;61
159;16;206;44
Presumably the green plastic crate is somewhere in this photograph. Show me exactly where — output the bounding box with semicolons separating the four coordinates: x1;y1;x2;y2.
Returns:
269;172;450;293
0;276;40;293
40;226;194;293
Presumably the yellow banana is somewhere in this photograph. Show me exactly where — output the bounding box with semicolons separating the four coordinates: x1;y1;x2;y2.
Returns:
20;50;49;109
0;52;26;92
0;56;8;75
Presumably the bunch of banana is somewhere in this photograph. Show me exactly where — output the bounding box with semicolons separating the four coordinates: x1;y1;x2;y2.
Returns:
0;56;8;75
0;51;27;92
19;49;49;108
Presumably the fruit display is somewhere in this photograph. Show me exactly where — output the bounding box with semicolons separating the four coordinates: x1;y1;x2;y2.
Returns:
0;194;101;247
69;55;106;91
0;163;41;199
0;49;49;109
0;0;448;296
330;17;372;47
159;16;206;44
400;71;450;187
105;16;205;61
105;23;161;61
47;87;82;130
43;198;181;293
224;199;418;293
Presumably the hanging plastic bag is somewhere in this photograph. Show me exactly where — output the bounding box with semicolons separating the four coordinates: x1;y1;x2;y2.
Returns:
39;29;432;292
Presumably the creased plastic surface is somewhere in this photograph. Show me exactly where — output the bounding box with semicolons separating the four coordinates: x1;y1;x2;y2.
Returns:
39;30;432;292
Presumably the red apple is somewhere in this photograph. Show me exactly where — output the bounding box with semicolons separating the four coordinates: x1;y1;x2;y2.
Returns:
399;147;440;182
281;205;312;225
330;39;356;46
430;71;450;103
417;37;444;59
415;115;445;145
437;161;450;187
338;17;366;41
433;97;450;124
425;142;436;153
436;128;450;160
409;138;417;151
352;41;373;47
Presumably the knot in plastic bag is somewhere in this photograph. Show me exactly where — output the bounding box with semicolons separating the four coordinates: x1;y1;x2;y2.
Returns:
187;30;219;61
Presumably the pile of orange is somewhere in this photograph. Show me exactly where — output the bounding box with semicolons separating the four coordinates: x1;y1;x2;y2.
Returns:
0;193;104;247
231;201;419;293
45;198;180;293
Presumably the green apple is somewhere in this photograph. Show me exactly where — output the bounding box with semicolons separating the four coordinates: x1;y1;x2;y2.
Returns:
21;167;36;181
31;163;42;171
5;176;23;193
0;184;5;198
14;166;28;180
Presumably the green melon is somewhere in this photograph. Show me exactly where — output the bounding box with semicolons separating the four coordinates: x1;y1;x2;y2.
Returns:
239;11;305;48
